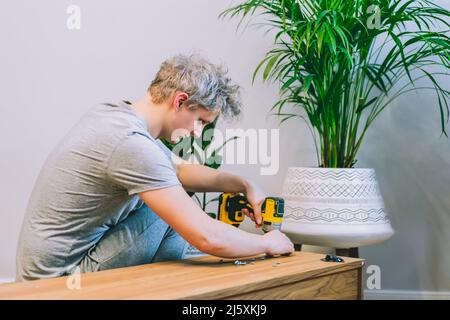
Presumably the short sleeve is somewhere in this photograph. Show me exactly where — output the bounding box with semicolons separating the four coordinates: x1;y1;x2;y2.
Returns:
155;139;174;160
107;133;181;195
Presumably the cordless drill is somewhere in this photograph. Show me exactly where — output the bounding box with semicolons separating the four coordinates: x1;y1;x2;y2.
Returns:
217;193;285;233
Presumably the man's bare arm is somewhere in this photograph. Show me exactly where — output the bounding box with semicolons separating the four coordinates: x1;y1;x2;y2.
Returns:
169;153;278;227
139;185;293;258
168;150;250;193
176;162;269;226
176;163;247;193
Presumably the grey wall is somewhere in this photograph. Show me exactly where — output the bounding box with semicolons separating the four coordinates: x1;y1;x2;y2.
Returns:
1;0;449;291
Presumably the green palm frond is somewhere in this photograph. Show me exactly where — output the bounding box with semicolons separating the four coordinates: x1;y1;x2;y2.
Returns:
221;0;450;168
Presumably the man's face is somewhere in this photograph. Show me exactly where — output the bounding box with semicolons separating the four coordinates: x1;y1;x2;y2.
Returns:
163;102;219;143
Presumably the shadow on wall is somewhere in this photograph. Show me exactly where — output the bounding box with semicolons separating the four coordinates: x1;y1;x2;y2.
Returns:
358;93;450;292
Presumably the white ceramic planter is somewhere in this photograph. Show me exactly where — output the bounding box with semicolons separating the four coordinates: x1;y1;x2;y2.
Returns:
281;167;394;248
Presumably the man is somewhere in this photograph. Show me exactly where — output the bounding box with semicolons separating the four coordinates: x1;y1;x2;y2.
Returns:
16;54;294;281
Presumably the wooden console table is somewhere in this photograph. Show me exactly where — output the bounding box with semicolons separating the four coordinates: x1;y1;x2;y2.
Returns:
0;251;364;300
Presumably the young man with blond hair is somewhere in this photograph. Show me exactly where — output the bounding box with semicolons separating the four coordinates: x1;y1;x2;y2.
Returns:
16;54;293;281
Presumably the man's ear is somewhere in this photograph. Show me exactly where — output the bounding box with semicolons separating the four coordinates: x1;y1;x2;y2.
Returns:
173;92;189;111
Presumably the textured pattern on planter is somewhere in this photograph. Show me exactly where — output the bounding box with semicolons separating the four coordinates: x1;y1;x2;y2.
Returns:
281;167;394;248
285;207;389;223
284;182;380;199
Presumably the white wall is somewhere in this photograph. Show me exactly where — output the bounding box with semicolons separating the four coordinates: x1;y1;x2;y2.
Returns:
1;0;449;292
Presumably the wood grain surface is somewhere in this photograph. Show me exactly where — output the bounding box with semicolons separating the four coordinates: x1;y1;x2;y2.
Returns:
0;251;364;300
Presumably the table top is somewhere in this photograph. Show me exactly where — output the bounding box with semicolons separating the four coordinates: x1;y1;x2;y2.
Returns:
0;251;364;300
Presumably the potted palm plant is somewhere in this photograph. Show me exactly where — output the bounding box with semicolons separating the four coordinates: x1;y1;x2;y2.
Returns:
221;0;450;254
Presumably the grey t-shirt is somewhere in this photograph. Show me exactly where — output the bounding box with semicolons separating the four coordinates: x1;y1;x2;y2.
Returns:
16;100;181;281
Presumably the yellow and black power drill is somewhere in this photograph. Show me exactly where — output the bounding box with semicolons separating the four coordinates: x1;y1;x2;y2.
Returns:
218;193;285;233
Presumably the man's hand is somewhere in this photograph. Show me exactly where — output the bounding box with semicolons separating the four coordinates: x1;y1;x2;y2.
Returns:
263;230;294;256
242;180;266;228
